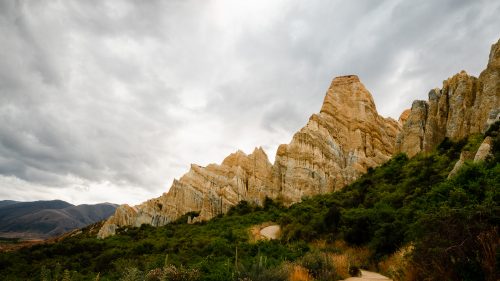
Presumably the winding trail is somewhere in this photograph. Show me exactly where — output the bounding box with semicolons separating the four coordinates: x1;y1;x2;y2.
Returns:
342;270;392;281
259;225;280;239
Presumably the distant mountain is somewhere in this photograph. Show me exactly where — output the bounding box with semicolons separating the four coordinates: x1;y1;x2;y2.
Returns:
0;200;117;239
0;200;19;208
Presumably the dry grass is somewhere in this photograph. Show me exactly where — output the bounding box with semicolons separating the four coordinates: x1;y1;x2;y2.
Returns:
288;265;312;281
378;245;414;281
330;254;349;278
305;240;371;280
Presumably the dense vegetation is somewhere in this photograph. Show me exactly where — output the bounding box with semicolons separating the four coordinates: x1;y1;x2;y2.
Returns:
0;123;498;281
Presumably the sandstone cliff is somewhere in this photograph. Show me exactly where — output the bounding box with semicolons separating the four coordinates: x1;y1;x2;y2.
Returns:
99;148;276;238
98;39;500;238
98;76;401;238
397;39;500;157
273;75;400;203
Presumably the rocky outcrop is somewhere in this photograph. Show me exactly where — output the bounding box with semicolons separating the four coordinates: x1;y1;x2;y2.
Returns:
273;75;401;203
98;148;276;238
98;76;401;238
396;100;429;157
397;39;500;157
448;150;476;179
398;109;411;126
99;39;500;238
447;136;494;178
474;136;493;162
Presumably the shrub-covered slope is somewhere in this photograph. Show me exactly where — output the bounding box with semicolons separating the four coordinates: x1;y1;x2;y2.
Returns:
0;123;498;281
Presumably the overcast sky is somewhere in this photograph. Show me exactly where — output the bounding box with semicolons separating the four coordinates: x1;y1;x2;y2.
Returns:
0;0;499;205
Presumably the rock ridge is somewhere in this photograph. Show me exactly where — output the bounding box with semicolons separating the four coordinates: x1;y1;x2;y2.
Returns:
98;75;401;238
98;39;500;238
397;39;500;157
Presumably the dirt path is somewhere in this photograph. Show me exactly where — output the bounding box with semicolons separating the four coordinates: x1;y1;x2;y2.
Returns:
342;270;392;281
259;225;280;239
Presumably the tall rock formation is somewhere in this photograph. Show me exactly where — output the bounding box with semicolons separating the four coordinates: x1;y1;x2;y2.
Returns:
273;75;400;203
99;39;499;238
397;39;500;157
98;76;401;238
99;148;276;238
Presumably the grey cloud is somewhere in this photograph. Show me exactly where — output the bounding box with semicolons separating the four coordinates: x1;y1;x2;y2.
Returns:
261;102;303;133
0;0;499;204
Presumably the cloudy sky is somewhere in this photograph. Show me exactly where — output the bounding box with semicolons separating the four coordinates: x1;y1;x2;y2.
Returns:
0;0;499;205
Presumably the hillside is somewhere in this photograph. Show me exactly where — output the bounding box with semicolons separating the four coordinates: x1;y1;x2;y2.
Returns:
0;124;497;280
98;39;500;238
0;201;117;239
0;200;20;208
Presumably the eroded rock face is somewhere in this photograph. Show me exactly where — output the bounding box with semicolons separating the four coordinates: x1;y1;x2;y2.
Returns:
474;136;493;162
398;109;411;126
98;148;276;238
99;39;500;238
396;100;428;158
448;150;476;179
273;75;401;203
397;39;500;157
98;76;401;238
447;136;494;179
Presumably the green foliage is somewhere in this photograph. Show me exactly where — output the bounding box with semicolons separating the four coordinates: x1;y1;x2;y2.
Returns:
0;198;303;280
298;251;338;281
161;265;200;281
279;132;499;279
120;267;143;281
1;131;498;281
236;254;289;281
61;269;71;281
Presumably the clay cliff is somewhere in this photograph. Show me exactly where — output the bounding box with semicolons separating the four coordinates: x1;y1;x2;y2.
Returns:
98;76;401;238
99;148;277;237
98;39;499;238
397;39;500;157
273;75;400;203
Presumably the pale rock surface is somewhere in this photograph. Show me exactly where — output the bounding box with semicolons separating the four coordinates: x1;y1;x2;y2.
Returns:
396;100;428;158
447;150;476;179
398;109;411;126
99;148;276;238
274;75;401;203
98;76;401;238
473;136;493;162
99;40;499;238
397;39;500;157
447;136;494;179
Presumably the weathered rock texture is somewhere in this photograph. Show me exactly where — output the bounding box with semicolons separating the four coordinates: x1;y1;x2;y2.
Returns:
448;136;494;178
273;75;400;203
99;148;276;238
398;109;411;126
98;39;500;238
397;39;500;157
473;136;494;162
98;76;401;238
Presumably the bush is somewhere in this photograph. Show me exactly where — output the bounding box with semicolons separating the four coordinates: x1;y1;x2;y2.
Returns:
298;251;338;281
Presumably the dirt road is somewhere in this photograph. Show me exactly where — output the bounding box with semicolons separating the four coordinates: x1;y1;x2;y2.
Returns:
259;225;280;239
342;270;392;281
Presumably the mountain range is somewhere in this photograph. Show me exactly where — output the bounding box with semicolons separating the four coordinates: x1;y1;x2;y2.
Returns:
98;39;500;238
0;200;117;239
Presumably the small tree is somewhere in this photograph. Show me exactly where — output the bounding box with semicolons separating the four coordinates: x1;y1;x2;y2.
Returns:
62;269;71;281
40;266;51;281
